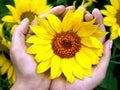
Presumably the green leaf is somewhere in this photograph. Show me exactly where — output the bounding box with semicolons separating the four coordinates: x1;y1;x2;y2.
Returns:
47;0;57;5
96;86;107;90
75;0;83;9
55;0;67;6
2;22;13;41
113;37;120;50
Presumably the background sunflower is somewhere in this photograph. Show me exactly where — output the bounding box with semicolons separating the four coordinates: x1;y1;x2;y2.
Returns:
0;0;120;90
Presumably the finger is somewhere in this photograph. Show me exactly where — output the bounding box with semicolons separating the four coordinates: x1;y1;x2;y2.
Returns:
92;8;105;30
27;5;66;35
95;39;112;75
39;5;65;18
50;76;66;90
59;6;75;19
11;18;29;52
78;6;86;13
92;8;106;43
85;14;93;21
66;6;75;11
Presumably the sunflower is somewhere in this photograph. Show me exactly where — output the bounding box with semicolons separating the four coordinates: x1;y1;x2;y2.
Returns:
0;23;11;49
0;24;16;84
27;8;107;83
2;0;52;24
101;0;120;39
0;52;16;84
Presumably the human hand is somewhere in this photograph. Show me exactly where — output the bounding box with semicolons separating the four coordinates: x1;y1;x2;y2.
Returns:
10;5;71;90
10;18;51;90
49;8;112;90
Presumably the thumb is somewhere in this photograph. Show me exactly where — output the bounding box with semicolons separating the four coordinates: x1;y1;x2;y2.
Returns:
11;18;29;51
96;39;112;74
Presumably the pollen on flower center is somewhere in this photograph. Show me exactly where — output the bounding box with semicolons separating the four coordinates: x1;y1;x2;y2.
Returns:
52;31;81;58
20;12;37;22
115;10;120;26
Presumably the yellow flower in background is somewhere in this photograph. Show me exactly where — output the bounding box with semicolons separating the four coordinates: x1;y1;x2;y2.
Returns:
83;0;97;7
2;0;52;23
0;24;16;84
0;53;16;84
0;24;3;36
27;8;107;83
0;23;11;49
101;0;120;40
73;0;97;7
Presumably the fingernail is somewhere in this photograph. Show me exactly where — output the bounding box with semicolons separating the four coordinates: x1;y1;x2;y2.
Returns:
21;18;29;24
109;39;113;49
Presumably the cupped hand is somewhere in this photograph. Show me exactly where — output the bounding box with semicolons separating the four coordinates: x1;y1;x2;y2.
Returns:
50;8;112;90
10;5;69;90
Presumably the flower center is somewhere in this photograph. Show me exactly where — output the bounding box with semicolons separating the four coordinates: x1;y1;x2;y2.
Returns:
115;10;120;26
52;31;81;58
20;12;37;22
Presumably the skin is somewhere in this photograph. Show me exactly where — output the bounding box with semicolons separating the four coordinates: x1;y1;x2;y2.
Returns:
10;6;112;90
50;8;112;90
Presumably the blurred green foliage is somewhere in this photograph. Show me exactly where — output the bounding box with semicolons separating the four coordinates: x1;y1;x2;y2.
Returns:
0;74;10;90
0;0;120;90
0;0;14;23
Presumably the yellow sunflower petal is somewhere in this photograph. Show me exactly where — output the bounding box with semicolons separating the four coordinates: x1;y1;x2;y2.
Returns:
118;28;120;36
81;36;103;48
61;58;75;83
2;38;11;49
31;0;45;12
104;17;116;26
10;24;18;34
92;48;103;57
5;5;20;23
35;49;53;63
71;58;84;80
18;0;30;12
73;19;96;32
30;26;53;39
92;30;108;38
105;5;116;15
27;44;51;54
50;55;62;79
110;30;119;39
46;14;62;33
1;60;11;75
2;16;15;22
0;54;6;66
33;0;52;14
62;10;73;32
36;60;51;73
36;17;55;36
12;70;16;83
100;10;112;16
77;25;98;37
73;8;84;23
83;69;92;77
6;5;17;16
75;50;92;70
110;0;119;10
0;24;3;38
81;46;99;65
26;35;51;44
7;65;14;79
110;24;119;39
111;24;119;32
